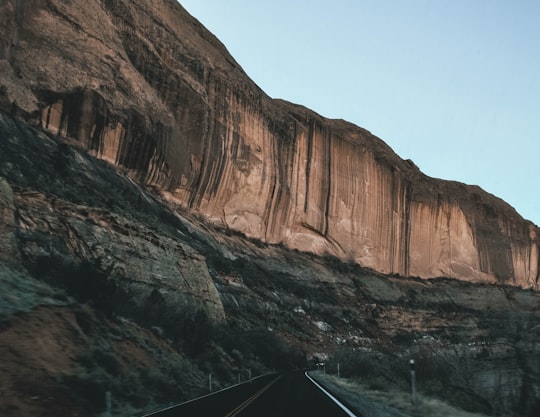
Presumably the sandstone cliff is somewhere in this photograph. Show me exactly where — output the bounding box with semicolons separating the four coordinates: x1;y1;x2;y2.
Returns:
0;113;225;323
0;0;538;287
0;114;539;416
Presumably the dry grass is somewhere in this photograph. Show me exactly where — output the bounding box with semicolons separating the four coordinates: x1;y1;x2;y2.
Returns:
311;373;489;417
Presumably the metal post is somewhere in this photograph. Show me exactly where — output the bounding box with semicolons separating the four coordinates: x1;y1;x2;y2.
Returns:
337;362;340;378
248;368;251;380
410;359;417;405
209;373;212;392
105;390;112;417
237;373;240;384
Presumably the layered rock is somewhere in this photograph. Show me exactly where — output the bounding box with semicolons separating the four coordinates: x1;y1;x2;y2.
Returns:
0;113;225;323
0;178;19;263
15;189;225;322
0;0;538;287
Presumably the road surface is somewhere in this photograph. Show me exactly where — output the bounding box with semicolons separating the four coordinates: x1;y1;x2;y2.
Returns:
142;371;357;417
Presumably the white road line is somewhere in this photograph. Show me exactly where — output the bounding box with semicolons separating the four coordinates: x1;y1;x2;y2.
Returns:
305;372;357;417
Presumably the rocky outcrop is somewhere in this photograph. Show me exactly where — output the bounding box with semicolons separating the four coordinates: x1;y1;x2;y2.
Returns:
0;178;19;263
0;0;538;287
0;113;225;323
15;189;225;322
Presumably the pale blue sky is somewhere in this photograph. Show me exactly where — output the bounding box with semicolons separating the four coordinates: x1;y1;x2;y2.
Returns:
179;1;540;225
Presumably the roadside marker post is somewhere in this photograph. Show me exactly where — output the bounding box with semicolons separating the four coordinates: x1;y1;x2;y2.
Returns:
105;389;112;417
410;359;417;405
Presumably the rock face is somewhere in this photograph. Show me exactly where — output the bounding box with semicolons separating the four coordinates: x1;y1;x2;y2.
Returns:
0;0;538;287
0;113;225;323
15;188;225;322
0;178;19;263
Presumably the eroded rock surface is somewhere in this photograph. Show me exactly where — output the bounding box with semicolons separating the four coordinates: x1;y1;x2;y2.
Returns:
15;190;225;322
0;113;225;323
0;0;538;287
0;113;539;417
0;178;19;262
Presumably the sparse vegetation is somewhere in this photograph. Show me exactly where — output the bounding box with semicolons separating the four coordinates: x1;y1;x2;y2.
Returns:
1;258;307;415
311;372;490;417
325;323;540;417
0;264;70;319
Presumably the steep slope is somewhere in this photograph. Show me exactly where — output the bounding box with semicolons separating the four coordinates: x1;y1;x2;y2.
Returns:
0;113;305;416
0;0;538;287
0;112;225;322
0;113;539;416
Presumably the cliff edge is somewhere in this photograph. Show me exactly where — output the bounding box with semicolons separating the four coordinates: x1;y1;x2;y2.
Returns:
0;0;538;287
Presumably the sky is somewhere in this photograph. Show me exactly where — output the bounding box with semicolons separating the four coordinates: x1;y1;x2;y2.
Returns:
179;0;540;226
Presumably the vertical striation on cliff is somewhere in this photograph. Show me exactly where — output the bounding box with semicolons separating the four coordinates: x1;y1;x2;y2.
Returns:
0;0;538;287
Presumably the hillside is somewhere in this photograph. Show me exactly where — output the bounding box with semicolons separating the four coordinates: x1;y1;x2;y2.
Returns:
0;0;539;415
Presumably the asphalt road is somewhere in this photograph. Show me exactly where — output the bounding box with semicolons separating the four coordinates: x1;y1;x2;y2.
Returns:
142;371;357;417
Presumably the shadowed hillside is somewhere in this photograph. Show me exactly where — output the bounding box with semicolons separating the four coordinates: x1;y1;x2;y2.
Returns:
0;0;539;415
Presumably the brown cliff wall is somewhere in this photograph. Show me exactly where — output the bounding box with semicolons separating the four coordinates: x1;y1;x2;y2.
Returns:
0;0;538;287
0;112;226;323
